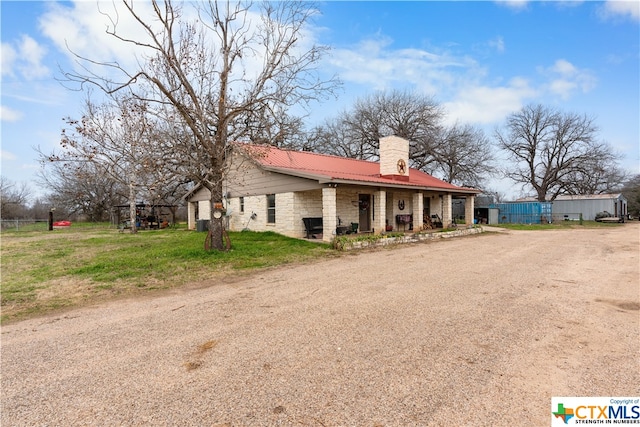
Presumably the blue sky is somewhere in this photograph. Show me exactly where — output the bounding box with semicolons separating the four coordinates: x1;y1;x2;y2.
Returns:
2;1;639;200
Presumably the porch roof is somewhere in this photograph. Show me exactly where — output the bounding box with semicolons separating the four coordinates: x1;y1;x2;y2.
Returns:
242;144;479;194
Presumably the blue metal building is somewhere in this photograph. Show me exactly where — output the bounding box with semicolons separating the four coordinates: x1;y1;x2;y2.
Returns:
489;202;553;224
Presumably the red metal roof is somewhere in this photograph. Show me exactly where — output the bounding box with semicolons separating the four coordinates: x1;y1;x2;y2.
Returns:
241;144;478;193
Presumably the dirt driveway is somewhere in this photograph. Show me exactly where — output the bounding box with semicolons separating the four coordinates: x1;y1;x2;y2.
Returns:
2;224;639;426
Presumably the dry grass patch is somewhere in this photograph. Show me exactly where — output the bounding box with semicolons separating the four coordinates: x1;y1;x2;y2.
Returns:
183;339;219;371
183;361;203;371
595;298;640;311
197;339;219;353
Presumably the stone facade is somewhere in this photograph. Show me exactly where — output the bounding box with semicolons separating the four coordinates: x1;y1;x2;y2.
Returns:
335;226;484;251
185;136;479;242
191;187;474;242
379;135;410;177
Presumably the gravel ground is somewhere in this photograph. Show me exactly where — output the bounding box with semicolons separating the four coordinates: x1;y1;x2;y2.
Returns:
2;224;639;426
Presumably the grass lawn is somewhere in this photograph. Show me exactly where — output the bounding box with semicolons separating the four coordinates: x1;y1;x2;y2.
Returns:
0;225;334;323
495;220;624;230
1;220;623;323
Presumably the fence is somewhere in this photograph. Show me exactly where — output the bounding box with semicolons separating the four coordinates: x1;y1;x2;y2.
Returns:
0;219;50;231
552;213;583;223
0;220;117;232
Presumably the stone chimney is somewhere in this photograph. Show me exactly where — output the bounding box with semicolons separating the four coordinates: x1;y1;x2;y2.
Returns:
379;135;409;178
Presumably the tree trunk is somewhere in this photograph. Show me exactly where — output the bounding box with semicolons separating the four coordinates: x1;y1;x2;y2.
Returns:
206;203;225;251
129;178;137;233
205;169;225;251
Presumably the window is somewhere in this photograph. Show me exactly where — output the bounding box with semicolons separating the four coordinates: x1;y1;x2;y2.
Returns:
239;197;244;213
266;194;276;223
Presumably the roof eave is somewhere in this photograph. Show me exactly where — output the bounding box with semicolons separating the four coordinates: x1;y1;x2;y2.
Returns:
325;179;481;194
262;166;479;194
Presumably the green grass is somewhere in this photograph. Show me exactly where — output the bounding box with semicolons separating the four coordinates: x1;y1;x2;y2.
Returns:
4;220;621;323
0;227;333;323
495;220;624;230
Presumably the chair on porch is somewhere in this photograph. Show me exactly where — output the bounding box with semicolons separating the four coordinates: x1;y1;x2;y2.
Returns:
302;217;323;238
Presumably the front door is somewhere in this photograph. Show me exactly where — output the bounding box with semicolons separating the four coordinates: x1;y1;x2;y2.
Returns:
359;194;371;231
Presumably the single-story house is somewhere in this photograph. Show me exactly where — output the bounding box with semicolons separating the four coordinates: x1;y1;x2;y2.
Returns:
184;136;480;242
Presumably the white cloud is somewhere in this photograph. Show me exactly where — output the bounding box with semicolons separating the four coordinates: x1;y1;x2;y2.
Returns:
443;77;537;125
494;0;530;12
488;37;505;54
18;35;49;79
38;1;175;80
601;1;640;21
325;34;540;126
327;36;474;94
0;150;17;161
1;43;17;77
1;35;49;80
0;105;23;122
325;35;545;126
36;1;301;93
538;59;597;99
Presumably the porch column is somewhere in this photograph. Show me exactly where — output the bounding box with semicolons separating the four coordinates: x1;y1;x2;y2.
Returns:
373;190;386;234
464;196;475;225
187;202;196;230
442;194;453;227
322;187;337;242
429;196;440;223
412;193;423;231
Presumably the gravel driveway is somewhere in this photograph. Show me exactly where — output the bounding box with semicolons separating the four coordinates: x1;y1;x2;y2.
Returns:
2;224;639;426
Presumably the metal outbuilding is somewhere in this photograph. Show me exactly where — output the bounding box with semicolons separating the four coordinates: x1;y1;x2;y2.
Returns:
488;202;553;224
548;194;628;221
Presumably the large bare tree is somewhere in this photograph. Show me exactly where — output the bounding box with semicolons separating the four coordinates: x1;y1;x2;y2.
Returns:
40;95;166;232
307;90;494;188
0;177;31;220
62;0;338;250
431;122;495;187
557;157;627;195
622;174;640;218
495;104;623;201
308;90;443;162
312;90;443;162
37;160;124;222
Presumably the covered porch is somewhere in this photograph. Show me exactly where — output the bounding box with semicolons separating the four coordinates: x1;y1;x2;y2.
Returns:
299;185;477;242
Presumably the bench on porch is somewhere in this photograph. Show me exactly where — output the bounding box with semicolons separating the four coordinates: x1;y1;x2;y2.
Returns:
302;217;323;238
396;214;413;231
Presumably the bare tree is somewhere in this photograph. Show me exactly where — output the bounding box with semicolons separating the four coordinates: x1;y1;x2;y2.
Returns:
480;188;506;204
29;197;62;222
243;104;307;148
37;160;125;222
0;177;32;219
61;0;338;250
558;157;627;195
312;90;443;162
40;95;166;232
306;118;376;159
431;122;495;187
307;90;493;188
495;104;623;201
622;174;640;218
